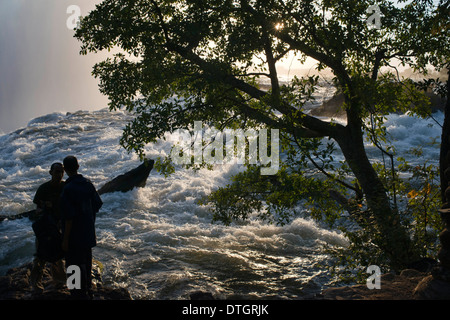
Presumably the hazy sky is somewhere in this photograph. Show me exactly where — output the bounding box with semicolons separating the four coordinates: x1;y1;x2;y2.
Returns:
0;0;319;134
0;0;109;133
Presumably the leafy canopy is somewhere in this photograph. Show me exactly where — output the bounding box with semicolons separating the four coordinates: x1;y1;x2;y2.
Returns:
75;0;449;274
76;0;443;154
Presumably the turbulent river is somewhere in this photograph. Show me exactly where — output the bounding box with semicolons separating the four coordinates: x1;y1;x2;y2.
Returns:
0;94;442;299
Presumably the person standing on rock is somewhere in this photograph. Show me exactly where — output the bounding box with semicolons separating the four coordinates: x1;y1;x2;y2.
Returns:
30;162;67;294
61;156;103;299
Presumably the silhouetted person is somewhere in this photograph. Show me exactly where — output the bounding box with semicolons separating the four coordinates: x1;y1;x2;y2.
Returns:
30;162;66;293
61;156;102;299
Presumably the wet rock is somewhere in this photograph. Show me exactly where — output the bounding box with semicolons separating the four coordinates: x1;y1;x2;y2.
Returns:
309;91;445;119
0;261;131;300
321;269;426;300
413;274;450;300
0;209;39;222
189;291;215;300
98;159;154;195
310;94;346;118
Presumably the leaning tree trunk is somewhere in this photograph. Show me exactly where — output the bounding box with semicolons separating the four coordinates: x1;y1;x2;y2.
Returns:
335;116;418;270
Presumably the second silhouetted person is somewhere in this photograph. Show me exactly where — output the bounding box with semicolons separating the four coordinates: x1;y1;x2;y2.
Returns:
61;155;103;299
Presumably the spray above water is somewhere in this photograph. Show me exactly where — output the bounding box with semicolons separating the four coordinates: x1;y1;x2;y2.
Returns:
171;121;280;175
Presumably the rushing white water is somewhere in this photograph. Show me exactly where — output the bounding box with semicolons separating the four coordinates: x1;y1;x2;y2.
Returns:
0;103;443;299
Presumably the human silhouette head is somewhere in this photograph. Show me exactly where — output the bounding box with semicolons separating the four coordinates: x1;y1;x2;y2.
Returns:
49;162;64;183
63;156;79;176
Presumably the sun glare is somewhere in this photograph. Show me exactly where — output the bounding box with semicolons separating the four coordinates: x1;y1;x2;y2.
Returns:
274;22;284;31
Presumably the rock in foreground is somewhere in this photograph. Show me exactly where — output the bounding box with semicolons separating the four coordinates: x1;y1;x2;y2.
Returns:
320;269;439;300
320;269;450;300
0;261;131;300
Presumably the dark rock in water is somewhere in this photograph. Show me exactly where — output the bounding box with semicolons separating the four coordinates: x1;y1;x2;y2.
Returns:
0;261;132;300
189;291;215;300
98;159;154;195
309;90;446;119
0;209;39;223
310;94;346;118
425;91;447;113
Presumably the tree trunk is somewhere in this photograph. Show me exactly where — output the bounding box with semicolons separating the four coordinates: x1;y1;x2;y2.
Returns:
335;122;418;270
440;67;450;203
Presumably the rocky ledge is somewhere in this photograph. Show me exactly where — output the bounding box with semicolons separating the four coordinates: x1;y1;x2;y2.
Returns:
4;262;450;300
0;261;131;300
319;268;450;300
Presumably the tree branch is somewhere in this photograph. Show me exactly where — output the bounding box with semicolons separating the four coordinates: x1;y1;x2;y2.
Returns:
227;94;326;139
149;1;345;140
149;0;170;43
372;49;388;80
291;131;363;196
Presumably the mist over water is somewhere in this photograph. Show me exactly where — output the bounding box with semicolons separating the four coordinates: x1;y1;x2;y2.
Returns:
0;0;108;134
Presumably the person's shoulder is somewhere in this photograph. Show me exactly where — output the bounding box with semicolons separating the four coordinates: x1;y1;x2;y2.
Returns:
34;180;52;203
62;177;76;190
39;180;53;187
36;180;52;192
77;174;95;186
64;175;91;188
